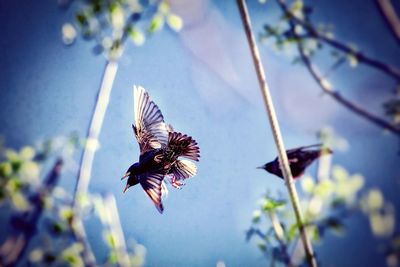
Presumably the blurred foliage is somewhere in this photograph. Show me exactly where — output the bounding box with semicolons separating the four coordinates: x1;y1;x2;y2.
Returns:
0;136;145;267
247;129;399;266
61;0;183;60
258;0;400;128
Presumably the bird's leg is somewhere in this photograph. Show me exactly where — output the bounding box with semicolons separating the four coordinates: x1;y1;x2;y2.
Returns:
170;175;183;189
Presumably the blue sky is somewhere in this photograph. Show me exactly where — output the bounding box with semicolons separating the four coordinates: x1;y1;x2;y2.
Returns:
1;0;400;266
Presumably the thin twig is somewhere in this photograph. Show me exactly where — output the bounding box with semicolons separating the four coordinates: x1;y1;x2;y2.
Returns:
278;0;400;81
268;211;295;267
376;0;400;41
70;218;97;267
237;1;318;266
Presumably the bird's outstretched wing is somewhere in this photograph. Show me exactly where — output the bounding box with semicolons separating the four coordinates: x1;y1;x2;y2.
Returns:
168;132;200;161
139;172;165;213
133;86;169;155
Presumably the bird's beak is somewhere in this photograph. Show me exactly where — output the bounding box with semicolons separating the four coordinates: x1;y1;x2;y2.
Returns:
256;166;264;169
121;172;130;180
123;184;130;193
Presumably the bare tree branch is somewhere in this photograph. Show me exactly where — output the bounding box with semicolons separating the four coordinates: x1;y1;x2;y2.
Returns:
298;37;400;135
278;0;400;81
276;0;400;135
376;0;400;42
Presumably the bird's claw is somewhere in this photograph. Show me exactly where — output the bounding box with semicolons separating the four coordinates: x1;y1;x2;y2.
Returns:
170;175;184;189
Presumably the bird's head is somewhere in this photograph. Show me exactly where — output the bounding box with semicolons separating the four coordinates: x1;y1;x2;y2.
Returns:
121;163;140;192
258;161;282;178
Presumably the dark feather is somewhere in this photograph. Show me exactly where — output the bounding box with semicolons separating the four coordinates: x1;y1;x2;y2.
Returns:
133;86;168;155
139;172;165;213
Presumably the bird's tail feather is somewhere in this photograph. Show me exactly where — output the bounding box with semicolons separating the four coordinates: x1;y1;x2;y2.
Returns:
168;132;200;161
170;159;197;181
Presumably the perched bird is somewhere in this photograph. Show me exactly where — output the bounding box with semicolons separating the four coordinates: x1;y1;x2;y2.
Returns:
258;144;332;179
122;86;200;213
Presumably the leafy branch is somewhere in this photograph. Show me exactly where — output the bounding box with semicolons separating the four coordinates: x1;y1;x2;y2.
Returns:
0;138;146;267
248;129;398;266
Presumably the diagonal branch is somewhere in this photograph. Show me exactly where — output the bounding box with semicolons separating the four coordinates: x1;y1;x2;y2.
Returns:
278;0;400;81
297;32;400;135
277;0;400;136
376;0;400;42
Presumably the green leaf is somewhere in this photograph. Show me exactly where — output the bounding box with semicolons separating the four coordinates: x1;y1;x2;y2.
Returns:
332;165;348;181
108;251;118;265
110;3;125;30
287;223;299;241
167;14;183;32
76;12;88;27
6;177;23;193
20;146;35;160
313;228;320;242
5;149;19;162
104;232;116;248
128;26;145;46
20;161;40;182
364;189;383;211
290;0;304;19
262;198;286;211
257;242;267;252
148;14;164;33
62;244;84;267
301;176;315;193
0;162;12;178
59;206;74;222
108;251;118;264
314;180;333;198
11;192;30;211
158;1;169;14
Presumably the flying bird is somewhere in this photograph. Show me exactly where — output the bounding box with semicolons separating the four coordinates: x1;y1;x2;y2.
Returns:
258;144;332;179
121;86;200;213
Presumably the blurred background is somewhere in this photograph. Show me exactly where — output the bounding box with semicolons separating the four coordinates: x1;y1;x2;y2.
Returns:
0;0;399;266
